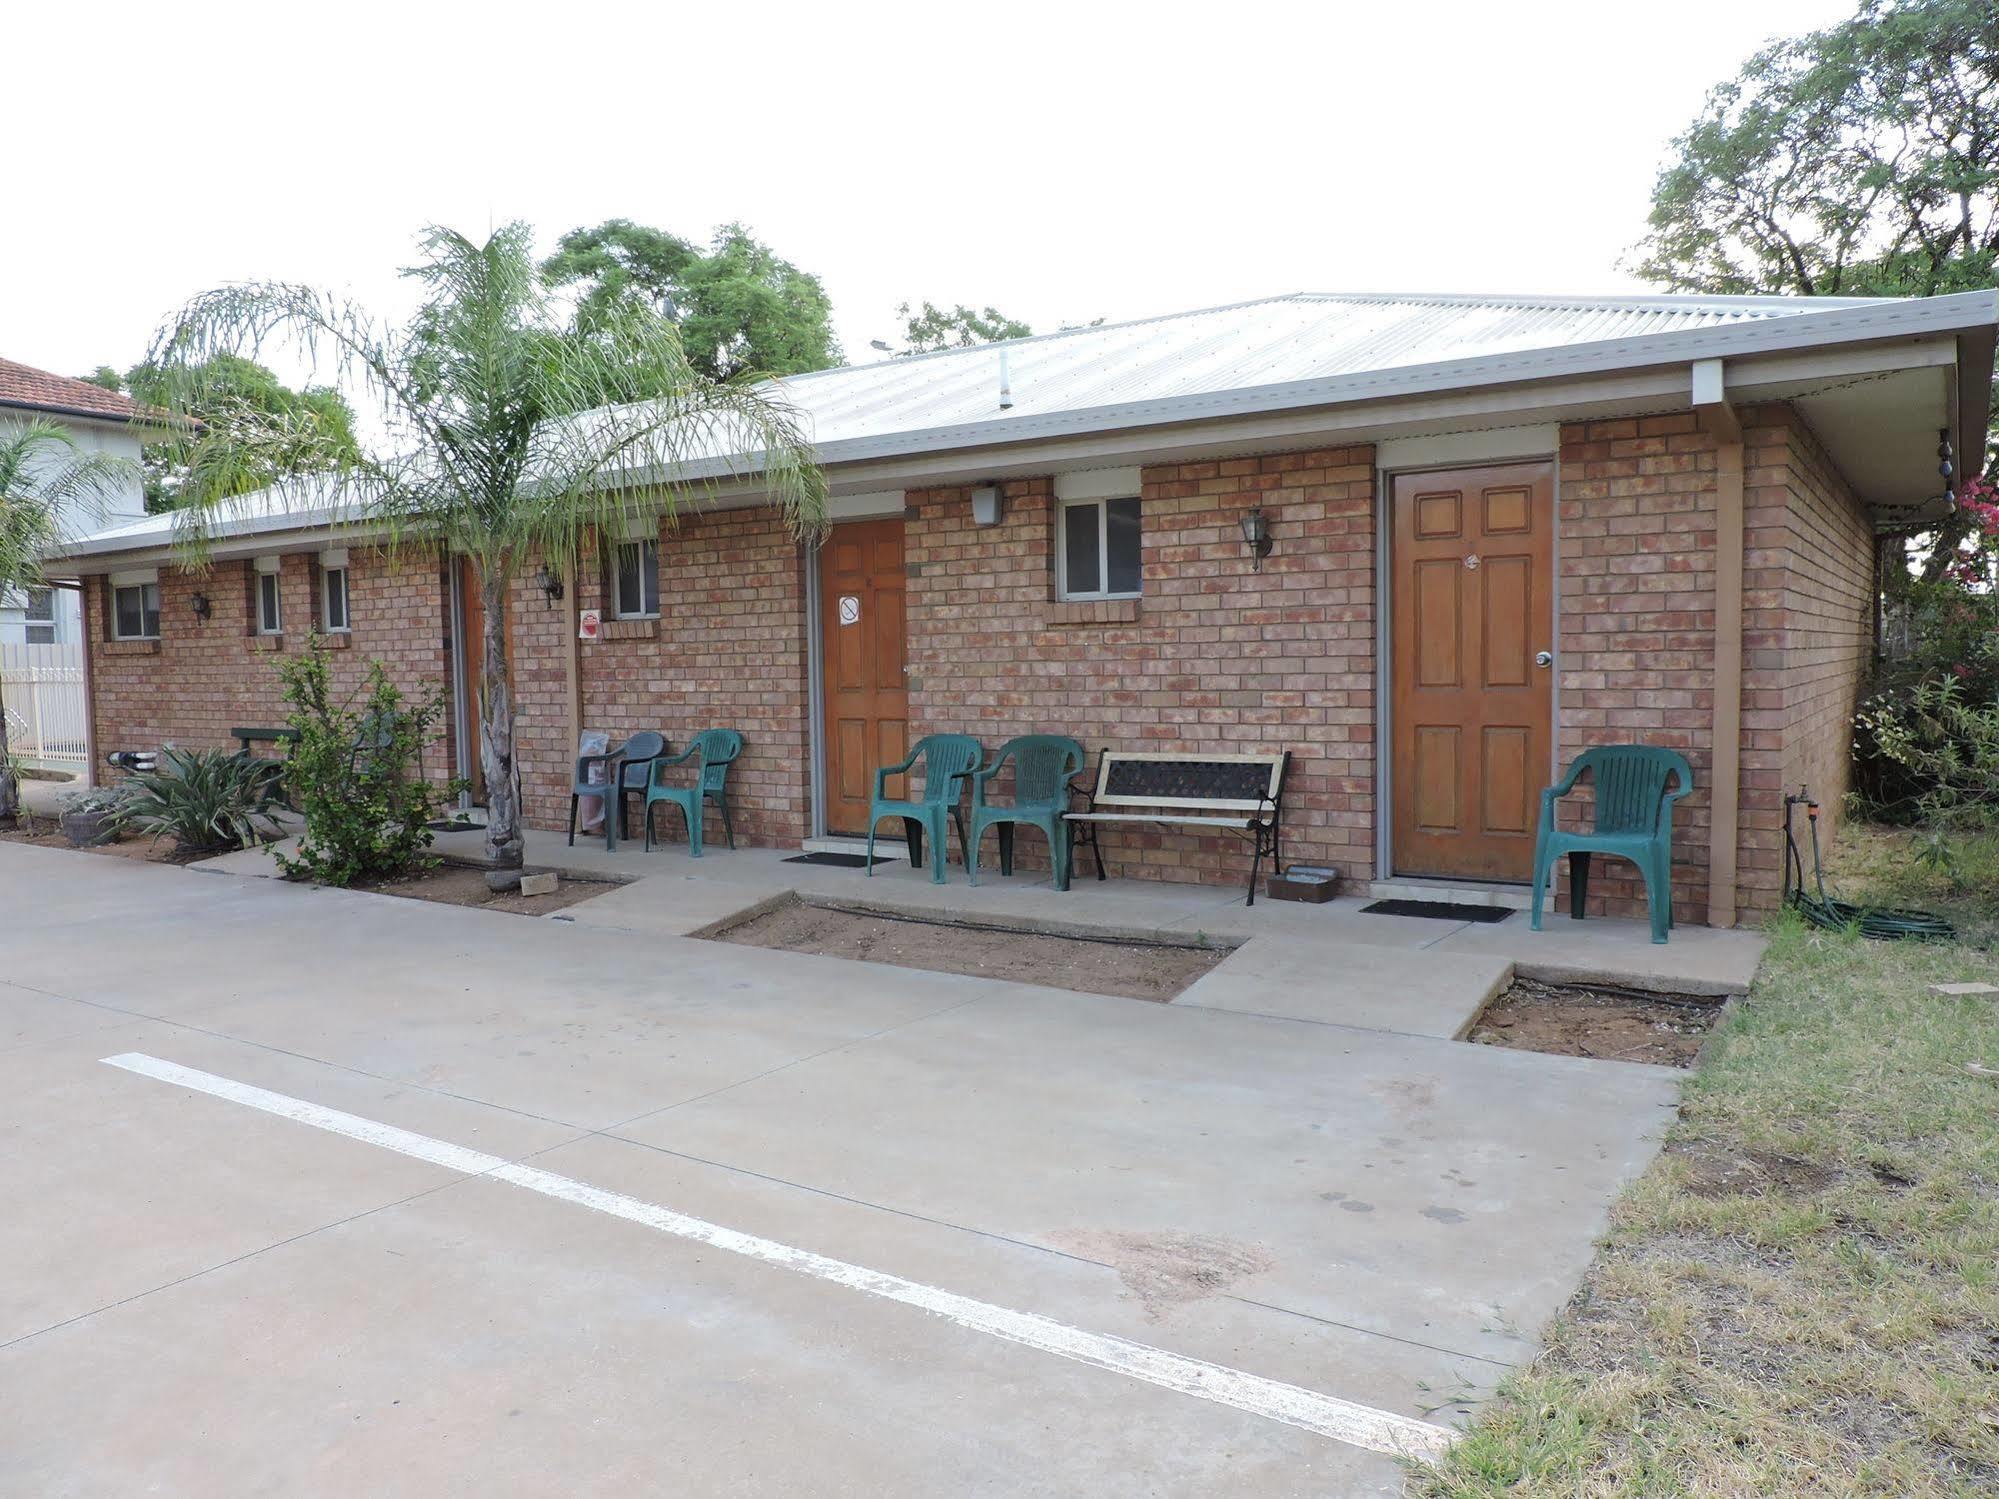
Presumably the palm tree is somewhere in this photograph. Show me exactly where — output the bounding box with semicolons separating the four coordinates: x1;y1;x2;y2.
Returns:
0;422;135;826
146;224;825;869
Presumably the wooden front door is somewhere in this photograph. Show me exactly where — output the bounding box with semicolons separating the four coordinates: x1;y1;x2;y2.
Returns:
1390;463;1554;881
819;519;908;836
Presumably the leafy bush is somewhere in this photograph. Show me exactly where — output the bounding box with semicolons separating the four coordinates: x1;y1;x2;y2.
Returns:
1853;674;1999;834
113;747;285;855
274;646;459;886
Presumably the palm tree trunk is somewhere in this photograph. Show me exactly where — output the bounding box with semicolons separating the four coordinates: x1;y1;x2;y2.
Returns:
478;565;525;869
0;678;18;828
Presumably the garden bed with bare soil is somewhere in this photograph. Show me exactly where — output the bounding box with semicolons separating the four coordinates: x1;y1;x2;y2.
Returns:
709;898;1227;1001
1467;976;1727;1067
0;825;206;865
353;860;626;916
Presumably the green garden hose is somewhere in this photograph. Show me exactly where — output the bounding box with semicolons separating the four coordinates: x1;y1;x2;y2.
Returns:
1783;791;1957;941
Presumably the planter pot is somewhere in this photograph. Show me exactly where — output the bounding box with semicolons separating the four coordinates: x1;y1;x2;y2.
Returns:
60;809;120;848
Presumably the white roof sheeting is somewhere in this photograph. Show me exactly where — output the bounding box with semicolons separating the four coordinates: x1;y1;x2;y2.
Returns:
57;288;1997;559
771;291;1883;445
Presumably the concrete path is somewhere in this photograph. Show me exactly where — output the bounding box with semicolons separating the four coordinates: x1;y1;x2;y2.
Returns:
2;841;1691;1495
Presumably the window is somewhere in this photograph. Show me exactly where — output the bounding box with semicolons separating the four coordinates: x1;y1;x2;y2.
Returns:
613;538;660;618
256;569;283;634
322;566;350;633
1058;495;1142;600
112;581;160;640
23;587;55;645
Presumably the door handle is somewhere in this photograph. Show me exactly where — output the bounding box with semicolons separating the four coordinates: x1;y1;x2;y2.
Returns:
1535;650;1554;669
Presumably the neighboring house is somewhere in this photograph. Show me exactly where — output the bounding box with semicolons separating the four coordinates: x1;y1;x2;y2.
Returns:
52;290;1999;926
0;357;148;644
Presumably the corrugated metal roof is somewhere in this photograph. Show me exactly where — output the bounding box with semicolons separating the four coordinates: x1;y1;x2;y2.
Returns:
60;288;1944;557
768;291;1888;446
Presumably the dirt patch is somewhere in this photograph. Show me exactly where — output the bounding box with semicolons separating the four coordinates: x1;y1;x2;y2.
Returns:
0;826;206;864
1669;1140;1842;1198
355;861;624;916
710;899;1226;1001
1467;975;1725;1067
1048;1229;1274;1319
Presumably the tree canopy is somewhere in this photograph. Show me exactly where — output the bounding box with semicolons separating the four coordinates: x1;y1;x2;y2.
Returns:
542;220;840;381
1636;0;1999;576
145;223;824;867
894;301;1032;354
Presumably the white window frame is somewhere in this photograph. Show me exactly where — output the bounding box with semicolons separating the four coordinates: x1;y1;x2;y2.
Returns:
23;586;56;645
111;580;160;641
322;564;350;633
255;563;283;635
1056;494;1142;602
612;538;660;619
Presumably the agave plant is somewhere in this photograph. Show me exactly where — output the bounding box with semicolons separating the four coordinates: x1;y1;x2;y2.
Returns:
113;747;286;855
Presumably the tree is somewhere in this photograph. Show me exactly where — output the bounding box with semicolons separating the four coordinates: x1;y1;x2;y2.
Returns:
1633;0;1999;577
542;220;840;380
0;422;135;825
119;354;362;512
145;223;824;870
79;366;124;392
894;301;1032;354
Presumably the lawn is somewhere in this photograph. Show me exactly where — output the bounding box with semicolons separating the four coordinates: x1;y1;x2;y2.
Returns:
1413;829;1999;1497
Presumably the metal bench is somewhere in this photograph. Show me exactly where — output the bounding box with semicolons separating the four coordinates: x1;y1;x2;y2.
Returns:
231;726;300;755
1065;750;1289;905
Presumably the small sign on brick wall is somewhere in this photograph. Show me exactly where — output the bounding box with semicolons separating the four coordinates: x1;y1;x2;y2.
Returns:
578;609;600;641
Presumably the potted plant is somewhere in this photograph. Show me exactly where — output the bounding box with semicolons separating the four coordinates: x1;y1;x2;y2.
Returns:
58;786;132;848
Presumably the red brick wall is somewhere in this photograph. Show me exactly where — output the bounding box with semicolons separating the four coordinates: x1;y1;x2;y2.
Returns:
86;548;455;784
904;447;1378;885
1554;412;1720;921
514;509;813;845
1745;408;1876;909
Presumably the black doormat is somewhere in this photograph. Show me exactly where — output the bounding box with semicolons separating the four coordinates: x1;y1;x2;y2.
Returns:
1360;898;1514;923
784;851;889;869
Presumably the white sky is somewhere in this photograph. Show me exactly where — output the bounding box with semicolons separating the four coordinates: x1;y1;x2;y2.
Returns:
7;0;1856;388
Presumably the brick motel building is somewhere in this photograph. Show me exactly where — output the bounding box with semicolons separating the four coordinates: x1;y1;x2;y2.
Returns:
56;292;1999;927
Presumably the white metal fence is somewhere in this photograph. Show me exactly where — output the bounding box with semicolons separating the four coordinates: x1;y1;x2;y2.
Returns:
1;642;88;769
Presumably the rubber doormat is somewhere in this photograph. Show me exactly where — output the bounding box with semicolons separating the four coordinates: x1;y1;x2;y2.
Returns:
783;852;891;868
1360;899;1513;923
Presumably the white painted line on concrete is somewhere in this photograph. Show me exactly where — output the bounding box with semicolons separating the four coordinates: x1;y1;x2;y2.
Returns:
102;1051;1454;1463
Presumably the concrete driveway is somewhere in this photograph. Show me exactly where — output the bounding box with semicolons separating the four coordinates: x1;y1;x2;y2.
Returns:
0;843;1682;1496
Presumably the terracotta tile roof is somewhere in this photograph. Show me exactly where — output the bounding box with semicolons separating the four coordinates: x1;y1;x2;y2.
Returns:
0;356;140;422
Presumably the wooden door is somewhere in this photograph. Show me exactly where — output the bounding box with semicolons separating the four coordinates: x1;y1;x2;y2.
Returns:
1390;463;1554;881
819;519;908;835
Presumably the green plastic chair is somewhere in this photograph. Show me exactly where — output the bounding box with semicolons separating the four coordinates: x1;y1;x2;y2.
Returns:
967;735;1086;890
865;735;981;885
643;729;742;857
1531;745;1694;944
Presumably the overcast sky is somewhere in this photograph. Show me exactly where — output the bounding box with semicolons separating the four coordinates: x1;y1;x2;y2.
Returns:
7;0;1856;389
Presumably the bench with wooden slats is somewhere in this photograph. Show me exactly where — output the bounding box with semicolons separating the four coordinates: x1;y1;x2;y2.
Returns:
1065;750;1289;905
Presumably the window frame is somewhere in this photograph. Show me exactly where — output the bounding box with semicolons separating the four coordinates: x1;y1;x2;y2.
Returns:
612;538;661;619
322;565;350;633
111;581;161;641
256;569;284;636
1055;494;1142;602
23;586;56;645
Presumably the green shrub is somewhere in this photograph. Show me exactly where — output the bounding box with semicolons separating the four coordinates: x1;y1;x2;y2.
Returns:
114;747;285;855
1853;674;1999;835
273;646;459;887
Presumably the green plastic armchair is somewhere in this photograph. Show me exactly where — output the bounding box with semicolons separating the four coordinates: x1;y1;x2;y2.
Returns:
865;735;981;884
643;729;742;857
1531;745;1694;944
967;735;1086;890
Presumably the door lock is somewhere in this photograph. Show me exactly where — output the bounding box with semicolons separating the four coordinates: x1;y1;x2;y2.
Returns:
1535;650;1554;668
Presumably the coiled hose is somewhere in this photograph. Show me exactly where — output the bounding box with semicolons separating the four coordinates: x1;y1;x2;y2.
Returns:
1783;790;1957;941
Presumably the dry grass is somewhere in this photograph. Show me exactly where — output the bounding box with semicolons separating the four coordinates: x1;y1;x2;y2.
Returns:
1411;899;1999;1496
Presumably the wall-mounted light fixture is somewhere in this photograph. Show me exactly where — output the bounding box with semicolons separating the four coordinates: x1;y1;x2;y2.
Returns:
1240;507;1273;571
190;591;212;622
534;562;564;606
970;485;1003;526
